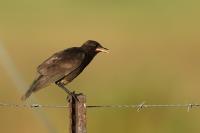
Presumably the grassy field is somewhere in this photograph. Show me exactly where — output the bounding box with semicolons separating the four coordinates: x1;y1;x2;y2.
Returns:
0;1;200;133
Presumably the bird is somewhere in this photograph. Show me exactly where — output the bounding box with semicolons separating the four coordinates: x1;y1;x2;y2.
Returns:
21;40;109;101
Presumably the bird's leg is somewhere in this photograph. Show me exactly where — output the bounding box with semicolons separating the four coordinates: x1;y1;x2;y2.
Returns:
56;82;79;102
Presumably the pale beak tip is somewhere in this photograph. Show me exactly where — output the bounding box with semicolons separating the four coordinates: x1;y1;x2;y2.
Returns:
96;47;109;53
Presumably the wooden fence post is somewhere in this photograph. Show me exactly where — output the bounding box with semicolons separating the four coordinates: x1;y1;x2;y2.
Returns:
68;93;87;133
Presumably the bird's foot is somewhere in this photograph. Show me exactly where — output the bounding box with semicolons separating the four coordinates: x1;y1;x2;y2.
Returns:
70;91;79;102
67;91;79;102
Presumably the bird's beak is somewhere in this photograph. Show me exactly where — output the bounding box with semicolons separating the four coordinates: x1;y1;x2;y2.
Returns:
96;47;109;53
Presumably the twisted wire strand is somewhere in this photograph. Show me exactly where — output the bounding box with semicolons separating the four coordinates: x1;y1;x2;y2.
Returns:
1;103;200;112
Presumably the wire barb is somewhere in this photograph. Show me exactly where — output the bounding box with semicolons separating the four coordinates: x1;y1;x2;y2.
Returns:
137;102;145;112
187;104;193;112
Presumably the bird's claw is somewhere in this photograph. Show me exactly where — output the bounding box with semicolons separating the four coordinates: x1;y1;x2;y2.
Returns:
70;92;79;102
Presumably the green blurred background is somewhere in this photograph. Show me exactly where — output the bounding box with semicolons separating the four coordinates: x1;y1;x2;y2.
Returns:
0;0;200;133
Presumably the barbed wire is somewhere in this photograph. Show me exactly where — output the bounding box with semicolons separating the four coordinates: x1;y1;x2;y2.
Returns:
0;102;200;112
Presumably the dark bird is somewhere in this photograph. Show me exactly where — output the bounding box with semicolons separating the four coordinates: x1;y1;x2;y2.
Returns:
21;40;109;100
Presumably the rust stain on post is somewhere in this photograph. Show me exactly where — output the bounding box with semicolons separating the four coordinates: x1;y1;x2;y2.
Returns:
68;93;86;133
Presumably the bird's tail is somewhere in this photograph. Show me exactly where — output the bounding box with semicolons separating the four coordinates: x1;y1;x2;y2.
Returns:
21;75;47;101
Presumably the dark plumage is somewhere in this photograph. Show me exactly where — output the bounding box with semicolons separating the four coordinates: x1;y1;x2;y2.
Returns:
21;40;109;100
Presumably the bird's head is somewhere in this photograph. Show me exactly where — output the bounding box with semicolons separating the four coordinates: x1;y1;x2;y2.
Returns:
81;40;109;54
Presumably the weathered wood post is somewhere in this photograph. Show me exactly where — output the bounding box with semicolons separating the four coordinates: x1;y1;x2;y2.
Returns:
68;93;87;133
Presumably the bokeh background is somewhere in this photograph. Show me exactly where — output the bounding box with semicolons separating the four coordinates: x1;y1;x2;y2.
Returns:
0;0;200;133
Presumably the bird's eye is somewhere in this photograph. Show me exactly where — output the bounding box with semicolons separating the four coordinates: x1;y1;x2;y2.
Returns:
96;44;100;48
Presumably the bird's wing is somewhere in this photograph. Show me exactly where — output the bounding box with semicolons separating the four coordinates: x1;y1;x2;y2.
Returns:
37;47;85;82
